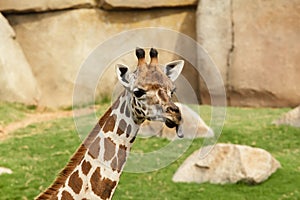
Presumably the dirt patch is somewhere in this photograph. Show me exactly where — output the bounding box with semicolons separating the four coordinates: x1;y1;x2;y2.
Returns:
0;107;97;141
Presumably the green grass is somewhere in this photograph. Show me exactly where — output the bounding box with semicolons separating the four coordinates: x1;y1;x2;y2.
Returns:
0;103;299;200
0;102;37;126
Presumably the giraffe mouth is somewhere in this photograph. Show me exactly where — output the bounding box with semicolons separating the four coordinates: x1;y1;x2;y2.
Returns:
165;119;184;138
165;118;177;128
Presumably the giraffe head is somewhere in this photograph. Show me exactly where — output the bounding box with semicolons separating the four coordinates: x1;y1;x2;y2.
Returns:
116;48;184;138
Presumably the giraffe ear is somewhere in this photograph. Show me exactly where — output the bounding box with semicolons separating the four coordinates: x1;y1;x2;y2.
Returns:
116;64;130;88
163;60;184;82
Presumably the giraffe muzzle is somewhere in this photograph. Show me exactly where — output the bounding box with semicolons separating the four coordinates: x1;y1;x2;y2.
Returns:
165;119;183;138
165;104;184;138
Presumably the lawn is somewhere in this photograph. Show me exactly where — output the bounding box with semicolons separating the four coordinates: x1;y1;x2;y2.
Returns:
0;102;299;200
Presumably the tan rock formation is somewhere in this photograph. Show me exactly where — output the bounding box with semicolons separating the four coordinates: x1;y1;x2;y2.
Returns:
197;0;300;107
273;106;300;127
139;103;214;140
229;0;300;107
0;13;40;105
0;0;96;13
100;0;197;9
173;143;281;184
7;8;196;107
196;0;232;104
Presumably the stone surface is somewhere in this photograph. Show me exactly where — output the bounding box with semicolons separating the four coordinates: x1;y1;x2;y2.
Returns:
100;0;197;9
0;13;40;105
229;0;300;107
0;167;12;175
273;106;300;127
196;0;232;105
139;103;214;140
7;8;196;108
173;143;281;184
196;0;300;107
0;0;96;13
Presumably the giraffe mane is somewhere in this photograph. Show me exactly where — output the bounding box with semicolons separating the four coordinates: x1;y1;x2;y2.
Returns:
36;144;88;199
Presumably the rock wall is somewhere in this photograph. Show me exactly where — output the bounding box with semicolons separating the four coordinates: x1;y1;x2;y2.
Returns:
0;0;299;107
0;0;97;13
0;13;40;104
197;0;300;107
6;8;196;107
100;0;197;9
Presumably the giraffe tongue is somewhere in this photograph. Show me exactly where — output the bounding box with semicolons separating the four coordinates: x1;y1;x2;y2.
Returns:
176;124;184;138
165;119;183;138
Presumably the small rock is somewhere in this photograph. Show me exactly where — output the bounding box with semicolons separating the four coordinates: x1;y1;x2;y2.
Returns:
273;106;300;128
173;143;281;184
0;167;13;175
139;103;214;140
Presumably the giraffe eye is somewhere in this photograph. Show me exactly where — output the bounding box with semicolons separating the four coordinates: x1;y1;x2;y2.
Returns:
133;88;146;98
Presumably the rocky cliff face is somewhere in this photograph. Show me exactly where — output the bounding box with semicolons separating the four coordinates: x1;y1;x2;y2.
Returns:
0;13;40;104
197;0;300;107
0;0;299;108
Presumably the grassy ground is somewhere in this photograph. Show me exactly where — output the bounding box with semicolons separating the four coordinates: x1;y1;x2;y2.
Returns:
0;102;299;200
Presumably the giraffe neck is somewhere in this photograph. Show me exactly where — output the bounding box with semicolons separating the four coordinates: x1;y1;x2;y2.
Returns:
36;91;140;200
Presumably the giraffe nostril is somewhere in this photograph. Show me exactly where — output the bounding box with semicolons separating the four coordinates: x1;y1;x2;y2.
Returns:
167;105;180;113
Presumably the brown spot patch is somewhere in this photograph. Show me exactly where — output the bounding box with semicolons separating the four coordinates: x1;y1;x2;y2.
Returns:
91;167;117;199
68;170;82;194
120;101;126;114
61;191;74;200
111;157;118;171
99;108;112;128
103;114;116;133
116;119;127;136
126;124;132;138
83;123;101;148
35;144;87;200
104;137;116;161
83;106;112;147
82;160;92;176
91;167;102;193
88;137;100;159
117;145;127;173
112;97;120;110
125;105;131;117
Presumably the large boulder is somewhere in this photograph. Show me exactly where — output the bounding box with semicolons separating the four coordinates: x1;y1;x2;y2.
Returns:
100;0;197;9
0;0;96;13
139;103;214;140
273;106;300;128
0;13;40;104
173;143;281;184
197;0;300;107
6;8;196;108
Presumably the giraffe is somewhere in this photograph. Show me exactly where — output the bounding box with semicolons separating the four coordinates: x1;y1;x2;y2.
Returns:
35;48;184;200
